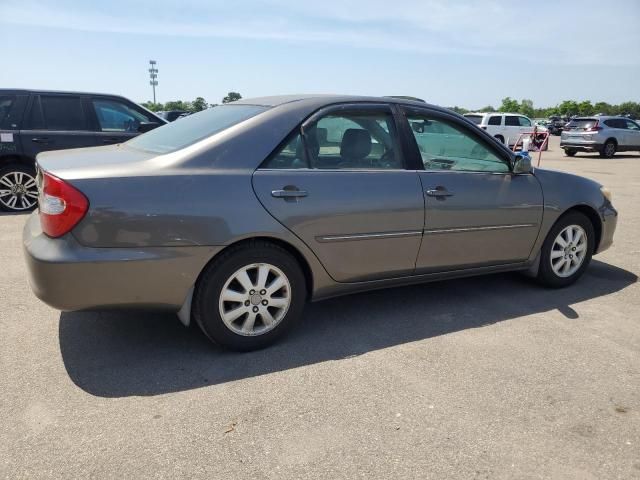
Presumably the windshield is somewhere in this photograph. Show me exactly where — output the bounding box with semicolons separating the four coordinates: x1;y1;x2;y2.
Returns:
464;114;483;125
127;104;269;154
565;119;597;130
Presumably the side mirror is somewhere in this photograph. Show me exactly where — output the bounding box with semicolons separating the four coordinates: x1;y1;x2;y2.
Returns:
513;152;532;174
138;122;161;133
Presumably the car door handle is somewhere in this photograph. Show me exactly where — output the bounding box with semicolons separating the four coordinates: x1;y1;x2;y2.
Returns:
425;188;454;197
31;137;51;144
271;189;308;198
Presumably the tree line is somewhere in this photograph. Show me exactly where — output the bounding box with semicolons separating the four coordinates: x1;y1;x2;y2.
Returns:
141;92;242;112
449;98;640;118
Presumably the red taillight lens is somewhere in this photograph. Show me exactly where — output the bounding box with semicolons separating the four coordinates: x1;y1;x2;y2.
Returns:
586;120;601;132
39;171;89;238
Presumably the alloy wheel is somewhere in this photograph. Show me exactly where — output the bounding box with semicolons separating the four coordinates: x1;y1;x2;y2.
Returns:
218;263;291;336
550;225;588;278
0;170;39;211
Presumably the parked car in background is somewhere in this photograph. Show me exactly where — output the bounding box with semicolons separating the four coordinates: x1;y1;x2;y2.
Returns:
156;110;188;122
463;112;546;147
561;116;640;158
24;95;617;351
547;116;566;135
0;89;166;212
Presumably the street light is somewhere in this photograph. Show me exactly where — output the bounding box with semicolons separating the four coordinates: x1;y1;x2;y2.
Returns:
149;60;158;104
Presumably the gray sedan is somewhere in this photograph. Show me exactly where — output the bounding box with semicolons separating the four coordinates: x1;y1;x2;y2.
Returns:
23;95;618;350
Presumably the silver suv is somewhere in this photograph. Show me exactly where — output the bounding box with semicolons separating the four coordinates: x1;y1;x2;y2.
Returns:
560;116;640;158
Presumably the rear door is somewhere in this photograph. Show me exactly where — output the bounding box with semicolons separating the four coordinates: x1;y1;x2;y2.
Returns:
401;106;543;272
88;96;163;145
20;93;96;159
252;103;424;282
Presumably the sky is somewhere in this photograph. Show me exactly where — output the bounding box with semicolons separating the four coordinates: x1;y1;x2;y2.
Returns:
1;0;639;109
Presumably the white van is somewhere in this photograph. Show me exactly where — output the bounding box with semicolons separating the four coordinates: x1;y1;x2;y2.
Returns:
464;113;546;147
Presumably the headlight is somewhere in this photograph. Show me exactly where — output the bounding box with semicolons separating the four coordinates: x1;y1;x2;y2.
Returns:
600;186;612;202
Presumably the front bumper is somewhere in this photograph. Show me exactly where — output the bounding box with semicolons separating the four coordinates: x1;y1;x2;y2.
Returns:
596;203;618;254
23;213;221;311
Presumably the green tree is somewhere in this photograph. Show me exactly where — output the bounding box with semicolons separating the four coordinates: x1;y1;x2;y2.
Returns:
449;106;469;114
520;99;534;118
617;101;640;117
222;92;242;104
593;102;613;115
141;101;164;112
164;100;192;111
499;97;520;113
191;97;208;112
557;100;579;117
577;100;594;116
478;105;496;112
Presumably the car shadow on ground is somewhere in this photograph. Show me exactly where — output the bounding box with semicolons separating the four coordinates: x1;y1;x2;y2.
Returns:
59;260;637;398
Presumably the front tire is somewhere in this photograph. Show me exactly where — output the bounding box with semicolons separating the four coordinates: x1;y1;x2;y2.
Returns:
193;241;307;351
0;164;39;213
564;148;577;157
537;212;595;288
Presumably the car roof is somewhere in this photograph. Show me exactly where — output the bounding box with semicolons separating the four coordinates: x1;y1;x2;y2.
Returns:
464;112;525;116
0;88;134;98
232;94;445;111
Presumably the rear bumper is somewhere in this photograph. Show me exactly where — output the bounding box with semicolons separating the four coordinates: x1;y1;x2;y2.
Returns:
596;203;617;254
560;140;603;152
23;213;221;311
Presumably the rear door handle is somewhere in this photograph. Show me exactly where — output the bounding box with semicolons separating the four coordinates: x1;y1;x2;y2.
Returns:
425;188;454;197
31;137;51;144
271;189;308;198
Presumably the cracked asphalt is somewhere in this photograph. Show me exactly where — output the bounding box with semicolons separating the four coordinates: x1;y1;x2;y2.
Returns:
1;136;639;479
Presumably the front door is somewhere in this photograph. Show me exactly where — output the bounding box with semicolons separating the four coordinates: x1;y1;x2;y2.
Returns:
252;104;424;282
20;94;96;160
402;108;544;272
88;96;162;145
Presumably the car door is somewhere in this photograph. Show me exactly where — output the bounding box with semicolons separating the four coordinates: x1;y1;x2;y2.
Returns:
20;94;96;160
504;115;522;146
624;120;640;149
252;103;424;282
400;107;543;272
88;96;163;145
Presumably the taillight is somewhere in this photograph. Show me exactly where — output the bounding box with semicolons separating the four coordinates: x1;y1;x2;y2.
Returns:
586;120;601;132
39;170;89;238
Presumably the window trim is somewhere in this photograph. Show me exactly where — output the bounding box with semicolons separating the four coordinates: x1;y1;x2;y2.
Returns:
398;106;515;174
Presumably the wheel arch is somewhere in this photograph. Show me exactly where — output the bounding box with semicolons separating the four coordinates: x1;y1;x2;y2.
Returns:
604;137;618;146
0;154;36;170
561;204;603;252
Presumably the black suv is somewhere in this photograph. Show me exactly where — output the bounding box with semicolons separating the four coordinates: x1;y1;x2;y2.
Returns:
0;89;166;212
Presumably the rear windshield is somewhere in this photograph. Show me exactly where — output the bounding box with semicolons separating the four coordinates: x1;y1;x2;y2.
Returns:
127;104;269;154
464;114;483;125
565;119;597;130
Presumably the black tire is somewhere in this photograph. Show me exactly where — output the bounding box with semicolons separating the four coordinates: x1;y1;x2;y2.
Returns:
537;211;595;288
193;240;307;351
494;135;505;144
599;140;616;158
564;149;577;157
0;164;38;213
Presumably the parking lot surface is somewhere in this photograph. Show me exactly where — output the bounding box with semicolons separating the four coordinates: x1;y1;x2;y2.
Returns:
1;137;639;479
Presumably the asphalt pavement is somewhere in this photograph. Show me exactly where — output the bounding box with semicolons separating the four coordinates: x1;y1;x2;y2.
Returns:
1;136;639;479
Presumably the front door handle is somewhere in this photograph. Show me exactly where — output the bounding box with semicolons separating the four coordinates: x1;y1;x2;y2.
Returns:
271;189;308;198
31;137;51;144
425;187;454;197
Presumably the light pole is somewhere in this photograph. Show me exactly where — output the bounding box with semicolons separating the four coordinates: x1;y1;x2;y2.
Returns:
148;60;158;104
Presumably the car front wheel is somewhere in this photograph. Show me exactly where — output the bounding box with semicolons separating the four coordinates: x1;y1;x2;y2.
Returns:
564;148;577;157
537;212;594;288
193;241;307;351
0;164;39;212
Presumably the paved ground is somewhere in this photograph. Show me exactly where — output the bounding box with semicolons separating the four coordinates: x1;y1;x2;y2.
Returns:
1;137;639;479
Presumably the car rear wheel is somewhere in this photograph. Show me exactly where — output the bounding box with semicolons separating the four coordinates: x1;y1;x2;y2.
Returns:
0;164;39;213
494;135;504;144
564;149;577;157
600;140;616;158
537;212;594;288
193;240;307;351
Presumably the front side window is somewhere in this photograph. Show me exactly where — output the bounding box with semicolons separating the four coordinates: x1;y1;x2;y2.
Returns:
488;116;502;126
128;104;268;154
407;114;509;173
625;120;639;131
263;108;402;170
40;95;87;131
505;116;520;127
93;99;154;132
518;116;532;127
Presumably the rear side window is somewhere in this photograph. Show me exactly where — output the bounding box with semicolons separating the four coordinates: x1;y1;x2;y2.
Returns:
0;95;16;129
37;95;87;131
488;116;502;125
505;116;520;126
464;115;483;125
127;104;268;154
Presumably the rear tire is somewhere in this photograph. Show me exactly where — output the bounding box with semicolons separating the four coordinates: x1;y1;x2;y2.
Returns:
537;212;595;288
564;149;577;157
599;140;616;158
193;240;307;351
0;164;38;213
494;135;505;144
